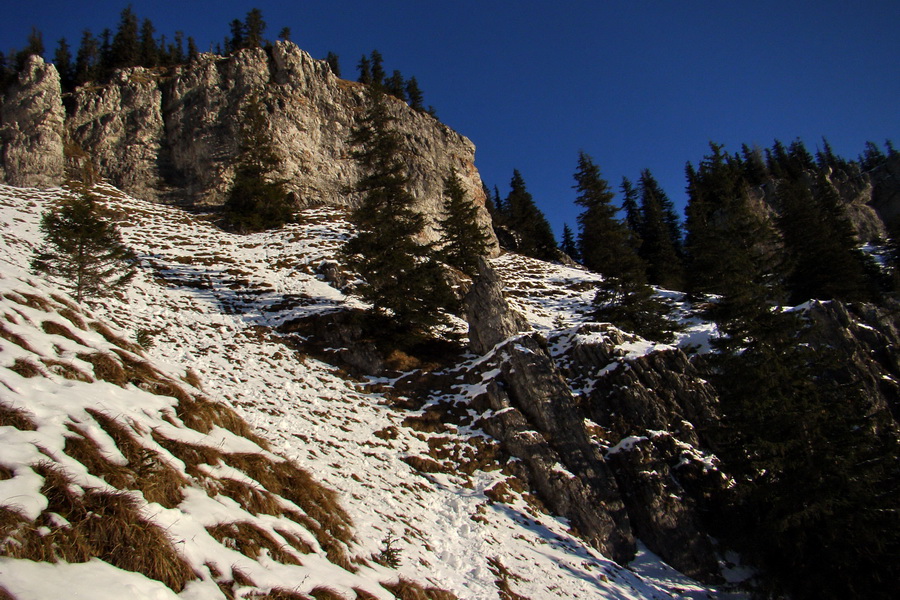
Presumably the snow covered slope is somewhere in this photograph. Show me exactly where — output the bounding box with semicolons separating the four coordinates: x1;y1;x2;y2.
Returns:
0;184;735;599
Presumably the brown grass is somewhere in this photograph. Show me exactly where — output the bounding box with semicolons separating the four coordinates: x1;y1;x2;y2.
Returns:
0;585;16;600
41;358;93;382
352;589;380;600
8;358;43;378
85;409;187;508
310;587;345;600
175;394;270;449
223;453;353;545
401;456;448;475
274;528;314;554
151;433;224;482
76;352;127;385
57;307;87;330
216;478;283;516
206;522;303;565
0;403;37;430
89;321;145;354
182;367;203;389
27;462;197;591
0;466;12;480
6;292;52;312
381;579;459;600
247;589;310;600
0;321;34;352
41;320;86;346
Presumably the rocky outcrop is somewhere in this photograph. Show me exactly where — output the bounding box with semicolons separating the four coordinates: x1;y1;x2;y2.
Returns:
463;265;725;580
464;257;530;353
0;55;65;187
1;43;497;250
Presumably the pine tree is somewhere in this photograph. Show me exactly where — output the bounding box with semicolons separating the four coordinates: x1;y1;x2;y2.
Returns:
620;177;642;251
356;55;372;84
342;88;452;336
559;224;579;262
74;30;99;85
405;76;424;111
223;96;293;231
243;8;266;49
53;38;74;91
110;6;140;69
369;49;385;88
31;186;136;303
438;169;491;277
505;170;558;261
139;19;158;67
278;27;291;42
325;52;341;77
385;70;406;101
573;152;645;281
227;19;245;53
187;37;199;62
637;169;683;289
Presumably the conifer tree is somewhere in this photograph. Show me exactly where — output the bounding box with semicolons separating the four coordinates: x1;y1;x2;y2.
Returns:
243;8;266;49
356;55;372;84
438;169;491;277
405;76;424;111
637;169;683;289
559;224;579;262
187;37;199;62
139;19;158;67
342;88;451;336
223;96;293;231
74;30;99;85
31;186;136;303
110;6;140;69
573;152;645;281
227;19;244;53
505;170;558;261
620;177;642;250
278;27;291;42
53;38;74;91
385;70;406;101
325;52;341;77
369;49;385;88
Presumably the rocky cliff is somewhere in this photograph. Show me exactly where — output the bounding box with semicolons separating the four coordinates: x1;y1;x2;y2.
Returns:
1;45;496;249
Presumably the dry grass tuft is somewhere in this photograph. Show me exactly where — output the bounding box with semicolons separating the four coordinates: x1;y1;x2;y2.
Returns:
77;352;126;385
0;466;13;480
401;456;448;475
0;403;38;430
85;409;187;508
0;321;34;352
8;358;43;379
182;367;203;389
6;292;53;312
206;522;303;565
176;395;270;449
57;307;88;330
273;528;314;555
89;321;145;354
152;434;224;482
41;358;93;382
381;579;459;600
216;478;283;516
41;320;86;346
310;587;345;600
63;425;134;490
352;589;380;600
26;461;197;591
230;566;256;587
0;584;16;600
223;453;353;545
247;588;311;600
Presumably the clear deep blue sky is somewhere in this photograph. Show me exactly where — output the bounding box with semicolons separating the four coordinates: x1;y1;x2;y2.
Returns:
2;1;898;238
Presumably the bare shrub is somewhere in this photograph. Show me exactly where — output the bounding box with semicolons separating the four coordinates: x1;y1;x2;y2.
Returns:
206;522;302;565
0;403;38;430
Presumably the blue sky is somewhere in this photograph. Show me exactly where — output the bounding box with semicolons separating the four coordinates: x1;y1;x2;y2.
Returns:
2;1;897;239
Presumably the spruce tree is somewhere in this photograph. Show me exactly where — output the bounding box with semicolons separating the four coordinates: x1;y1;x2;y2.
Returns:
369;49;385;88
637;169;683;289
74;30;99;86
438;169;491;277
620;177;642;251
559;224;579;262
573;152;645;281
385;70;406;101
110;6;140;69
356;55;372;84
342;88;451;336
325;52;341;77
405;76;424;111
505;170;558;261
139;19;158;67
243;8;266;49
53;38;74;91
223;96;293;231
31;186;136;303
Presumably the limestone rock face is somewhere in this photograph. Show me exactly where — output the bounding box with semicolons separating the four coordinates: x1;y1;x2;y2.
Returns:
0;55;65;187
0;43;496;250
465;257;531;353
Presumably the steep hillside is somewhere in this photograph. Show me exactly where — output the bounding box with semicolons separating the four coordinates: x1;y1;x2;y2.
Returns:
0;184;742;599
